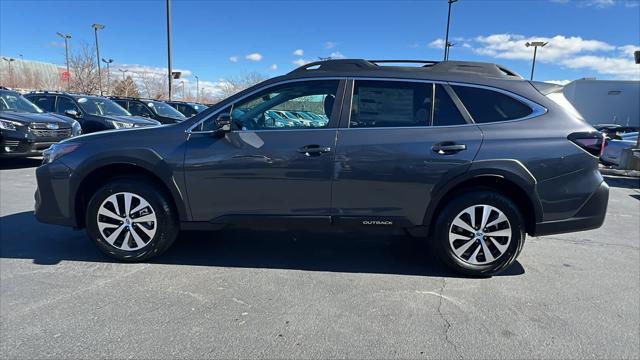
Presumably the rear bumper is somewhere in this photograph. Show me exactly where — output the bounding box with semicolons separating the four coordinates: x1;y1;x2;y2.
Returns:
533;180;609;236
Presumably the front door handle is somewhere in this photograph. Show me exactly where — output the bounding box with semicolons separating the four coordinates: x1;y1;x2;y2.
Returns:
297;145;332;156
432;142;467;154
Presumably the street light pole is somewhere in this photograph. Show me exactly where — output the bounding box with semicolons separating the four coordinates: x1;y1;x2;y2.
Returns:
443;0;458;61
92;23;105;95
445;42;455;60
166;0;173;101
56;32;72;90
102;58;113;95
525;41;548;81
2;57;15;87
118;68;129;81
195;75;199;101
118;69;130;96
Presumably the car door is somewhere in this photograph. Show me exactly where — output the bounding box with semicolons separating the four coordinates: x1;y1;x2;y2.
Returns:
184;79;346;224
332;79;483;227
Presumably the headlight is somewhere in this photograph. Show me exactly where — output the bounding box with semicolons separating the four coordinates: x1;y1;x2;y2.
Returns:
42;143;81;164
71;120;82;136
0;119;24;131
110;120;135;129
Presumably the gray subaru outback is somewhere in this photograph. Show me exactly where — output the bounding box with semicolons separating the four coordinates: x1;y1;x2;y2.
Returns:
34;59;608;276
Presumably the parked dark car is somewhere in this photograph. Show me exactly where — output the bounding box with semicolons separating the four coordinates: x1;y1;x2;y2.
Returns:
34;59;609;276
24;91;160;133
109;97;187;124
1;88;81;158
166;101;208;118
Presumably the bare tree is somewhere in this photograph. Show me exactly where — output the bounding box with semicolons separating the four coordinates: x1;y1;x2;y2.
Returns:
68;43;100;94
215;72;268;101
139;71;168;99
111;76;140;97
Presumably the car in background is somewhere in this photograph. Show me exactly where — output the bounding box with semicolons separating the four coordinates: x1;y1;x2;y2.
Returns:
1;87;81;158
25;91;160;133
601;132;639;166
594;124;639;140
166;101;208;118
109;97;187;124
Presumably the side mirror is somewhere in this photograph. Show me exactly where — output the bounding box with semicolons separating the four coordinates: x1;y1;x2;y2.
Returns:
215;113;232;132
65;109;81;118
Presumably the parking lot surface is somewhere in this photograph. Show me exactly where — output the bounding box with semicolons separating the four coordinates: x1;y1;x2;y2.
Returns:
1;158;639;359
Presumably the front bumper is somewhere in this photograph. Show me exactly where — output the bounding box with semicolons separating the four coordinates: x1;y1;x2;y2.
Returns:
0;138;59;157
1;129;72;158
533;180;609;236
34;161;77;227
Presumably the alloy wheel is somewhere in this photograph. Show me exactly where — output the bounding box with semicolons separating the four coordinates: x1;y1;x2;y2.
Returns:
96;192;157;251
448;204;512;265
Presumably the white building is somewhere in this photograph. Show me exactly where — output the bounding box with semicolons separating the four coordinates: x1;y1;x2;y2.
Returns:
563;79;640;127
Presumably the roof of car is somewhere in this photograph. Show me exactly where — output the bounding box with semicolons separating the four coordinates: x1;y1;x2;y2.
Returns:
26;90;104;99
109;96;166;103
284;59;524;81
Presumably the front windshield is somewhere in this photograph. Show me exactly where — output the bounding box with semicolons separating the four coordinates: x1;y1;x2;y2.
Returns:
0;91;43;113
148;101;186;119
78;97;131;116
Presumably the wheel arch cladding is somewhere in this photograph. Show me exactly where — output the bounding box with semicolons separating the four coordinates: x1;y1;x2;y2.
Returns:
424;162;542;236
73;162;187;229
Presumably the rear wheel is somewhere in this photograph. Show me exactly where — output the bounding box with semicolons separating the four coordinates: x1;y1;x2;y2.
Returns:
432;190;525;276
86;177;179;262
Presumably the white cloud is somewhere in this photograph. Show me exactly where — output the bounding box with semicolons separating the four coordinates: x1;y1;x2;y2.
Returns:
245;53;263;61
560;55;640;79
428;39;446;49
293;58;309;66
473;34;615;62
229;56;239;63
324;41;337;49
293;49;304;56
584;0;615;7
625;1;640;7
618;45;639;57
428;33;640;80
271;64;278;70
329;51;345;59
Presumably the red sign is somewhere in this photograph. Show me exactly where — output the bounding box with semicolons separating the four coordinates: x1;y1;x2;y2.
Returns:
61;71;70;81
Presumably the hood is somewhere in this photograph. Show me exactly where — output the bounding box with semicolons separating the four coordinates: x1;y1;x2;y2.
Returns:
100;114;161;126
0;111;74;127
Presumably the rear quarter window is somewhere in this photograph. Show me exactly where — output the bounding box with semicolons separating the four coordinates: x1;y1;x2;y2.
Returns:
452;85;532;123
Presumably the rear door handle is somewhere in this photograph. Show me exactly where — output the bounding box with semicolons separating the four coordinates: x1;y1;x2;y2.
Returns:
432;143;467;154
297;145;332;156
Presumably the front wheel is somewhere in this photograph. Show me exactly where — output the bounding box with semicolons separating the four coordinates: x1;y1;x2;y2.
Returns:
86;177;179;262
432;190;525;277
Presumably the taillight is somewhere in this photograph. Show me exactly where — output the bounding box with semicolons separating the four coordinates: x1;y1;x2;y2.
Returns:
568;132;606;157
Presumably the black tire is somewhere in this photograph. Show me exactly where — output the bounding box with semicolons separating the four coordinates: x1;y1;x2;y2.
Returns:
431;190;525;277
86;177;179;262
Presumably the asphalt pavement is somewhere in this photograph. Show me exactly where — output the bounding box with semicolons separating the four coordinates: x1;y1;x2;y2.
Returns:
1;158;639;359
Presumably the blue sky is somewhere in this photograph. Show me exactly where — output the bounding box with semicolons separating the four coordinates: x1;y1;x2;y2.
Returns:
1;0;639;94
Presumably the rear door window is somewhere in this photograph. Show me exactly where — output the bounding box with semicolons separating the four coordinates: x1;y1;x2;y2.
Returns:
29;96;55;112
433;84;466;126
128;102;153;117
451;85;532;123
56;97;79;113
350;80;432;128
